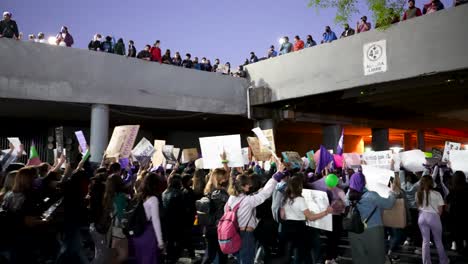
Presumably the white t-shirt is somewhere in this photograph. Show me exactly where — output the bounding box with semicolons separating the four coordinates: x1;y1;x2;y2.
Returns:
284;196;308;221
418;190;444;214
143;196;164;246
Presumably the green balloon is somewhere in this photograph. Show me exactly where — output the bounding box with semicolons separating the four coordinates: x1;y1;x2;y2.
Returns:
325;174;339;188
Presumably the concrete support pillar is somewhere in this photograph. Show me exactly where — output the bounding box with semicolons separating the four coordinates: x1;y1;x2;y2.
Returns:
371;128;389;151
255;119;275;130
403;133;412;151
417;130;425;151
90;104;109;163
322;125;342;153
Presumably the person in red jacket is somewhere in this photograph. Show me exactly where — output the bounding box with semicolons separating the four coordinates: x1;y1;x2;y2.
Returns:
150;40;162;63
293;35;304;51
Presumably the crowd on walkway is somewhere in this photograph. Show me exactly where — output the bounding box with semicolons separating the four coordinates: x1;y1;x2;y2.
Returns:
1;0;467;78
0;136;467;264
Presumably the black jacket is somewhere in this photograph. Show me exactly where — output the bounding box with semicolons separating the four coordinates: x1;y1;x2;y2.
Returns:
0;19;19;39
88;40;101;51
128;45;137;57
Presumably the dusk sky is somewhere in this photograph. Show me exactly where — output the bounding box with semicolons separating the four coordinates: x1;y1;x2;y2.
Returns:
2;0;452;67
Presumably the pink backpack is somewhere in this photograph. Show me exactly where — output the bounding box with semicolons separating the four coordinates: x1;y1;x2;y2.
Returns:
217;198;245;254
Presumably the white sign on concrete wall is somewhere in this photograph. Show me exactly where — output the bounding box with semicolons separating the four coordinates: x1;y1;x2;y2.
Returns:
363;40;387;76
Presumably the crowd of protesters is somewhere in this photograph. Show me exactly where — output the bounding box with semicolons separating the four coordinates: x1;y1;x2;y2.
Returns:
0;135;468;264
2;0;467;78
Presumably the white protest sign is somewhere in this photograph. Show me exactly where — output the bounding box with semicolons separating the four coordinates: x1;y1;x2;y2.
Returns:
74;131;88;154
362;165;392;198
173;148;180;162
363;39;387;76
399;150;426;172
162;145;177;164
449;150;468;176
242;147;250;165
195;158;204;169
442;141;461;163
302;189;333;231
7;137;26;155
343;153;361;168
199;134;243;169
252;127;270;147
362;150;392;170
131;138;155;168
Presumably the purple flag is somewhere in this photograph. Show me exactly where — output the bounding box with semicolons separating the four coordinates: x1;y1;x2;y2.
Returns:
316;145;334;173
336;128;344;155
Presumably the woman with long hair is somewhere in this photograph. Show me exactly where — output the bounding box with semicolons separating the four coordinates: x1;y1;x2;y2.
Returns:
192;169;206;201
280;175;332;263
103;174;128;264
447;171;468;254
130;172;164;264
416;175;449;264
202;168;230;264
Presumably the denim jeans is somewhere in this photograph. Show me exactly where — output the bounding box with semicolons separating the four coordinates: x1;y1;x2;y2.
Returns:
237;231;256;264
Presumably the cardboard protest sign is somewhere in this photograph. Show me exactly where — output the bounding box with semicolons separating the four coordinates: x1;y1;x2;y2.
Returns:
152;140;166;166
55;127;64;157
449;150;468;176
281;151;303;169
442;141;461;163
181;148;199;163
74;131;88;154
242;147;250;165
362;150;392;170
251;128;277;158
199;134;243;169
131;138;155;168
7;137;27;155
343;153;361;168
247;137;271;161
106;125;140;158
162;145;177;164
362;165;393;198
302;189;333;231
399;150;426;173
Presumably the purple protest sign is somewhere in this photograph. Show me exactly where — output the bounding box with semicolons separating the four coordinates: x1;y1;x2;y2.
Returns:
75;131;88;153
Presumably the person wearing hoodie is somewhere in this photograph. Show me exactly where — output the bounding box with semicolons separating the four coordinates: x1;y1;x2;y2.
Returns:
88;34;102;51
114;38;126;55
127;40;137;57
55;26;74;47
346;171;397;264
305;35;317;48
150;40;162;63
100;36;114;53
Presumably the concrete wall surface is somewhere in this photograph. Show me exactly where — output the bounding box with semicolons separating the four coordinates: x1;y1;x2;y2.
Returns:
245;5;468;103
0;39;249;115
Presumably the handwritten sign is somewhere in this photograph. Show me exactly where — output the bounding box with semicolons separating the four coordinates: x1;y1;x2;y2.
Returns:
106;125;140;158
362;150;392;170
442;141;461;163
74;131;88;154
162;145;177;164
282;151;303;169
247;137;271;161
131;138;155;168
152;140;166;166
199;134;243;169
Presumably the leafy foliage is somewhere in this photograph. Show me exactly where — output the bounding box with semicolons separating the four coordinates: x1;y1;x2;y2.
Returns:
308;0;406;29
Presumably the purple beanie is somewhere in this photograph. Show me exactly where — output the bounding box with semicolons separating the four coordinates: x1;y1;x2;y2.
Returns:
350;172;366;192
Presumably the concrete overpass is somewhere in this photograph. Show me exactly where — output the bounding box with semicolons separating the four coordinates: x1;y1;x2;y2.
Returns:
246;5;468;151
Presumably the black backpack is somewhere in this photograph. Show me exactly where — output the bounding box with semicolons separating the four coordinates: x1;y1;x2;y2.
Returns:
343;201;377;234
123;199;148;237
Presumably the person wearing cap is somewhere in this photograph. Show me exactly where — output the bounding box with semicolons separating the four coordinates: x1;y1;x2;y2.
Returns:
0;11;19;39
305;35;317;48
37;32;47;43
150;40;162;63
321;26;338;43
346;171;397;264
55;26;74;47
340;23;355;38
249;52;259;63
357;16;371;33
267;45;277;58
293;35;305;51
